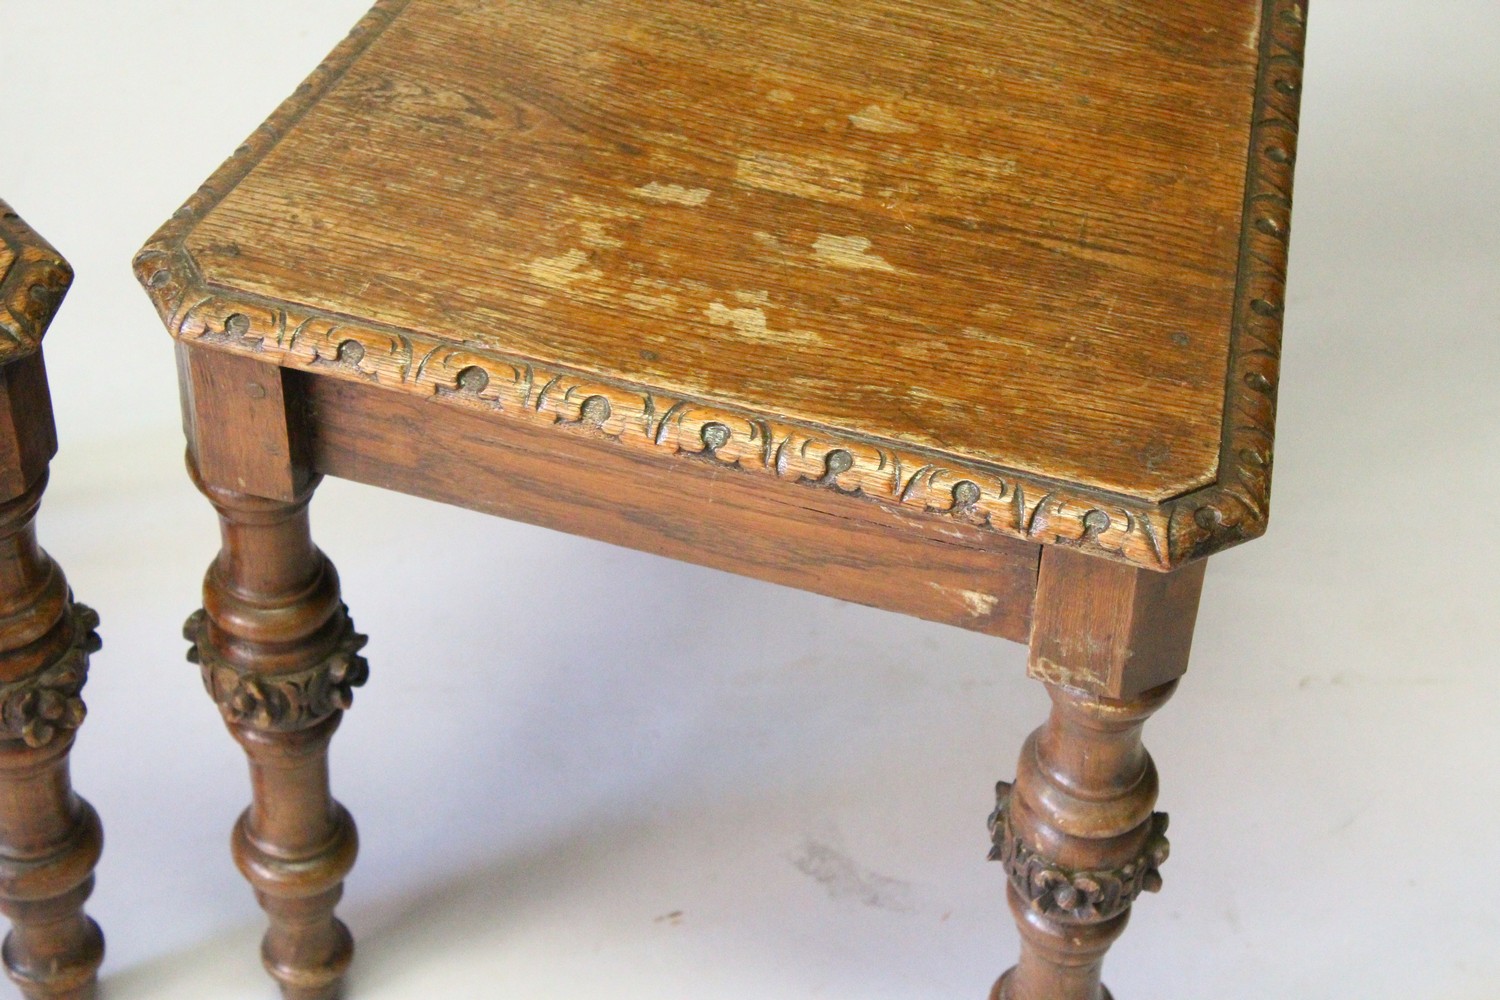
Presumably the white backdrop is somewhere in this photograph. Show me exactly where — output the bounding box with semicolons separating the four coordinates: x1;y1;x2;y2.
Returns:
2;2;1498;998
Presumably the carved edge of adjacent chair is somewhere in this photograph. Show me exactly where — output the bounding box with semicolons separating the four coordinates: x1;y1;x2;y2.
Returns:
131;0;1308;574
0;201;73;366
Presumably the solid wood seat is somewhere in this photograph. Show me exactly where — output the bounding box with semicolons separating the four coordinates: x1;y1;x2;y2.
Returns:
142;0;1296;571
136;2;1307;997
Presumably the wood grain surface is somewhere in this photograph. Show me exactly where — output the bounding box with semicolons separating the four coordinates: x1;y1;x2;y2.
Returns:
188;0;1256;498
0;352;58;500
137;0;1307;570
301;370;1041;642
1028;545;1206;699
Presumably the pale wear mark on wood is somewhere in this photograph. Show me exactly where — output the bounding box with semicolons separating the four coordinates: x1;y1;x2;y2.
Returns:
630;182;712;207
928;582;999;618
1247;1;1267;53
812;235;898;272
960;325;1030;350
579;221;623;249
960;588;999;618
704;301;827;348
736;151;865;201
932;153;1020;193
527;248;598;288
568;194;639;221
706;302;772;341
623;291;679;313
1030;656;1108;691
848;104;918;134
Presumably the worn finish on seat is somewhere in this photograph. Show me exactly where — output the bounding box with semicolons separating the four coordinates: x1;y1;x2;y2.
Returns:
136;1;1307;997
0;201;105;1000
140;0;1299;571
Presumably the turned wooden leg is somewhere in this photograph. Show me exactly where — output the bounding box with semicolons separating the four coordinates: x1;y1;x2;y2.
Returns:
186;464;367;1000
990;547;1206;1000
0;475;104;1000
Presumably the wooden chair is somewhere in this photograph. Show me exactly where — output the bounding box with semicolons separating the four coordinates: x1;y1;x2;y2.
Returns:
0;201;105;1000
134;2;1308;997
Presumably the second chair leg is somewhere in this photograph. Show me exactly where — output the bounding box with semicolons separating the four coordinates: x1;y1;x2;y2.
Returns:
0;476;104;1000
186;470;367;1000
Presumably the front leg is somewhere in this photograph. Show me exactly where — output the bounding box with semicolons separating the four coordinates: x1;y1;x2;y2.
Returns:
991;547;1206;1000
178;345;370;999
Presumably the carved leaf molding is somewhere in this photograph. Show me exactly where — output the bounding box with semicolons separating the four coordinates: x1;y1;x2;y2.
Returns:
133;0;1306;572
1168;0;1306;560
0;604;101;750
185;607;370;732
988;779;1170;924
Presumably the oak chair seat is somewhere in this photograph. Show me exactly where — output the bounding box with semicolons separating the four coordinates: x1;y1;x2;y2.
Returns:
136;2;1307;997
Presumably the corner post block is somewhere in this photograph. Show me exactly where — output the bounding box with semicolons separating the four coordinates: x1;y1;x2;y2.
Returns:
0;351;104;1000
991;546;1206;1000
180;345;367;1000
